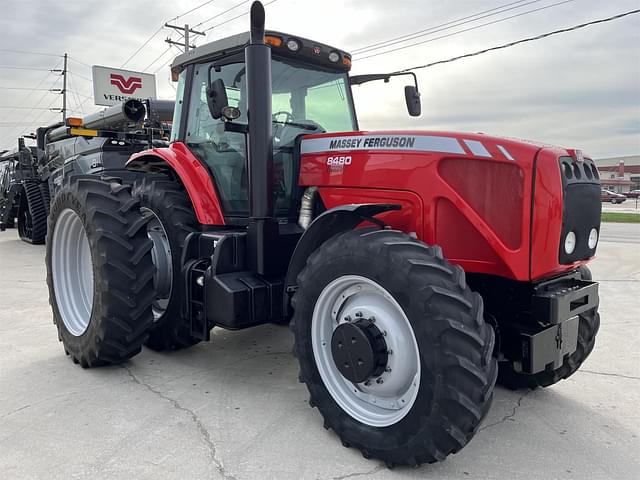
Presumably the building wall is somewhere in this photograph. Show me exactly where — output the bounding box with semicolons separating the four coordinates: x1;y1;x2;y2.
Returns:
596;154;640;192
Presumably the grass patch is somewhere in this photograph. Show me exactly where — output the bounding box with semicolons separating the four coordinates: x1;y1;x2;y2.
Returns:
601;212;640;223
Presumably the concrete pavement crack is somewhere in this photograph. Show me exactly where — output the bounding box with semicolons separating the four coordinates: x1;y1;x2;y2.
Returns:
122;365;237;480
330;465;385;480
479;390;532;432
578;369;640;381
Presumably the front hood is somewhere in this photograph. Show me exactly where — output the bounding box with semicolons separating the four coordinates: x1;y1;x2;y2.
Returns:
300;130;567;167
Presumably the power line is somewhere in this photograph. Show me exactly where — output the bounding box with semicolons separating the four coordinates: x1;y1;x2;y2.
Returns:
121;1;218;68
0;59;62;146
355;0;578;61
0;48;63;58
0;106;62;110
68;70;93;83
121;25;165;68
67;56;92;69
143;47;172;72
0;65;57;72
193;0;251;28
352;0;544;55
202;0;280;32
395;9;640;73
0;86;54;91
170;0;218;22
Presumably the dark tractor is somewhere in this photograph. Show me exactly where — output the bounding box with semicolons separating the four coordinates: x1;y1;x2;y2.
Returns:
1;99;174;245
45;2;601;467
0;138;47;243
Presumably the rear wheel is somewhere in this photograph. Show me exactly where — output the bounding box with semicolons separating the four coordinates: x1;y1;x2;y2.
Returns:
133;175;202;351
292;229;497;466
497;266;600;389
46;177;155;367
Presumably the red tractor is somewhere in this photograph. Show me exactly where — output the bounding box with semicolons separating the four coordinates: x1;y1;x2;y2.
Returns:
46;2;601;467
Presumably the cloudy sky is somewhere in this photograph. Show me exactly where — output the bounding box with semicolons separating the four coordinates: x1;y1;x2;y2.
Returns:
1;0;638;158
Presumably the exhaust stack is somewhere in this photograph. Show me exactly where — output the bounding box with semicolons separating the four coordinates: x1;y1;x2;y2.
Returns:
245;1;278;275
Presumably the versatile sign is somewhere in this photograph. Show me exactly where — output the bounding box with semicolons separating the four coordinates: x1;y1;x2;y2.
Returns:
92;66;157;107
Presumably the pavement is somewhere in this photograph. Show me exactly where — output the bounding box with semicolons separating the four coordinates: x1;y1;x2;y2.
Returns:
1;223;639;480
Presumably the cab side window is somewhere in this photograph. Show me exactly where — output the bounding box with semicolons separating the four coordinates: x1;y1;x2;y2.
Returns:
186;63;249;215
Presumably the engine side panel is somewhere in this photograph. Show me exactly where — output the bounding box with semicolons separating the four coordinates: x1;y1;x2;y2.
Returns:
299;130;551;281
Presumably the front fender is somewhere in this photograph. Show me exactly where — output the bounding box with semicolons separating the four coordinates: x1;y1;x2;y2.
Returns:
127;142;224;225
284;203;400;308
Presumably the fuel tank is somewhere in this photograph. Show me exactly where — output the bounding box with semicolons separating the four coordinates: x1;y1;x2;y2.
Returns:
298;130;600;281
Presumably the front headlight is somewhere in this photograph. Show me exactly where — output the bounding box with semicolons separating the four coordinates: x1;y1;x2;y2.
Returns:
564;231;577;254
588;228;598;249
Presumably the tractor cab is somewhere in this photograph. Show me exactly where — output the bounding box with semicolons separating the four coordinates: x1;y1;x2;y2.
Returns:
169;31;358;224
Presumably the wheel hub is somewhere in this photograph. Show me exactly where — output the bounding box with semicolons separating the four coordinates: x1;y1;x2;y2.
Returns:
140;207;173;320
331;319;388;383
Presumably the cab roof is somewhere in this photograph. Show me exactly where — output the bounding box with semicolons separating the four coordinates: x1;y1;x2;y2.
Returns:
170;30;351;73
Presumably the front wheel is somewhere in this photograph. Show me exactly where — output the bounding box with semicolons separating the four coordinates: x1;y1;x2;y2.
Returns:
291;229;497;466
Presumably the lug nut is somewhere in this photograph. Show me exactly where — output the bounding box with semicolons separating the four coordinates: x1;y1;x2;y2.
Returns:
344;315;351;322
376;378;384;384
385;367;392;373
355;311;363;317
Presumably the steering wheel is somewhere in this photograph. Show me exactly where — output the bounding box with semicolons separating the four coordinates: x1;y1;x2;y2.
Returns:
273;111;294;124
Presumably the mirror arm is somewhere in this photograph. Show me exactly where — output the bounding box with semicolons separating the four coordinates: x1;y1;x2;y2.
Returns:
350;70;419;92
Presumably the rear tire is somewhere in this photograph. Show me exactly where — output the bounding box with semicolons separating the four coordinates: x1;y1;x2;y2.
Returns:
46;177;156;367
292;229;497;466
17;181;47;244
133;175;202;351
497;266;600;389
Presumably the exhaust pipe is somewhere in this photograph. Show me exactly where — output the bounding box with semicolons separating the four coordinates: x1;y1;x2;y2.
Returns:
245;1;278;275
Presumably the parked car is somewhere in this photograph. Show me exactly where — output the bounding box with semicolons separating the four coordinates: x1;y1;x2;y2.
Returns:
624;189;640;199
601;189;627;204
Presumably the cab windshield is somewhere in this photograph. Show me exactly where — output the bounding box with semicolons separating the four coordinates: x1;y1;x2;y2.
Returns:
185;57;356;218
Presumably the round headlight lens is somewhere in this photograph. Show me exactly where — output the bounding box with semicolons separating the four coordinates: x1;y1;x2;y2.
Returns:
588;228;598;249
328;51;340;63
286;39;300;51
564;231;577;254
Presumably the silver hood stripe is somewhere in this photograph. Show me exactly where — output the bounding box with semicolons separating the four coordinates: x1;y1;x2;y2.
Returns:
300;134;465;155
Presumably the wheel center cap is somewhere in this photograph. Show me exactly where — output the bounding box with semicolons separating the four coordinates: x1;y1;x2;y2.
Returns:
331;319;388;383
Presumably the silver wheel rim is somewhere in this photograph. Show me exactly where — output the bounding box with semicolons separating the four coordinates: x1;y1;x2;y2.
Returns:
311;275;421;427
141;207;173;321
52;208;94;336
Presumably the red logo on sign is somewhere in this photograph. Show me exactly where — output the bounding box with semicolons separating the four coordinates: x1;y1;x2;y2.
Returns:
110;74;143;95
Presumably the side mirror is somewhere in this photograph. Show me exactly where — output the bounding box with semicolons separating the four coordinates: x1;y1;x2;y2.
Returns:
405;85;421;117
206;78;229;120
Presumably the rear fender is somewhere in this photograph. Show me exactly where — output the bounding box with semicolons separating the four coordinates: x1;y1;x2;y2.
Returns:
127;142;224;225
284;203;400;309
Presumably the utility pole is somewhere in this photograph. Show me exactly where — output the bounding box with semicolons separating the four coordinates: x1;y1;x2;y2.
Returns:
50;53;67;121
164;23;205;52
62;53;67;121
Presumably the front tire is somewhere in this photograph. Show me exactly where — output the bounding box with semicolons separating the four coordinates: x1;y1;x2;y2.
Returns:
292;229;497;466
46;177;155;367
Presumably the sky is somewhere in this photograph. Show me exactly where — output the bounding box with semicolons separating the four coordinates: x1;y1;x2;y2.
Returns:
0;0;639;158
